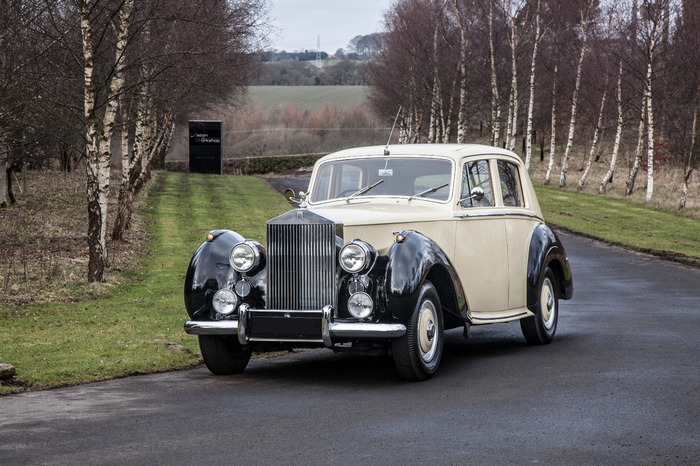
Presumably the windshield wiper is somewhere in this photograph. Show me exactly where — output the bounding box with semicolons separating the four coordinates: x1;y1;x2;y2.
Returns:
414;183;449;198
350;179;384;198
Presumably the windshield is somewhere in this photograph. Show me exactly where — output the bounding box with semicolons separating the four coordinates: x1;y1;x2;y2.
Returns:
309;156;453;203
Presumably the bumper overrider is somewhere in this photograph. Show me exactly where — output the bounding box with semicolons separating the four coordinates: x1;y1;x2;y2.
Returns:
185;304;406;347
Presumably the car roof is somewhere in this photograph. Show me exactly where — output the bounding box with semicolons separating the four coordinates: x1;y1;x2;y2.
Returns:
317;144;524;165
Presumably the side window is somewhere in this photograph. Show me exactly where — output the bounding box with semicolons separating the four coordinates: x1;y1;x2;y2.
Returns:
460;160;494;208
497;160;524;207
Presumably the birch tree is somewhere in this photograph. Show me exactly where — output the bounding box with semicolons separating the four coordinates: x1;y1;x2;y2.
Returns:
641;0;667;203
488;0;502;146
428;11;443;143
578;73;609;190
625;97;647;195
81;0;133;282
600;59;624;194
525;0;544;169
452;0;476;143
558;0;595;188
501;0;530;152
679;84;698;209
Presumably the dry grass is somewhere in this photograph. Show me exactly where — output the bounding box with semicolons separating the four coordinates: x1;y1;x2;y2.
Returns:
526;146;700;219
0;169;149;306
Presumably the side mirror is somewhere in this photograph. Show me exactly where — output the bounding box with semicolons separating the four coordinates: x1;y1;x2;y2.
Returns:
284;188;296;202
458;186;485;205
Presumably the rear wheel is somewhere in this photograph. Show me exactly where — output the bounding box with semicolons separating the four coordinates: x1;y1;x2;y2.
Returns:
198;335;251;375
520;267;558;345
392;281;444;381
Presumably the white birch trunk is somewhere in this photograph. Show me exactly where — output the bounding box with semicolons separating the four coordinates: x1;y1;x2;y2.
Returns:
559;0;593;187
644;8;662;204
645;59;655;203
504;0;521;152
428;21;441;144
600;60;624;194
544;58;558;185
453;0;470;143
679;84;699;209
489;0;501;146
578;80;609;190
626;98;646;196
525;0;542;169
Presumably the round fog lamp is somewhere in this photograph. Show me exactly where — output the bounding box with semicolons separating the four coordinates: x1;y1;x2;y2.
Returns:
340;243;368;273
230;243;257;273
348;292;373;319
212;289;237;315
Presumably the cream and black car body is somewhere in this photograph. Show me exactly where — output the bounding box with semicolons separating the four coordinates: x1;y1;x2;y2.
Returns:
184;144;573;381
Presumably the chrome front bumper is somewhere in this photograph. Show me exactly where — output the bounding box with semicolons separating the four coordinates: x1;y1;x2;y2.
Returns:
184;304;406;348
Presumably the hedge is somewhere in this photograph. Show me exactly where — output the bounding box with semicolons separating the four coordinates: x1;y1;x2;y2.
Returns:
165;153;327;175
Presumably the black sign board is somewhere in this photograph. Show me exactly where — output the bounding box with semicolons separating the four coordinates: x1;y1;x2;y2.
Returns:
189;120;222;174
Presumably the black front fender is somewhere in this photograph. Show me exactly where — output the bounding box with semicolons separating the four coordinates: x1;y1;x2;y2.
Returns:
527;224;574;312
184;230;244;319
385;231;467;326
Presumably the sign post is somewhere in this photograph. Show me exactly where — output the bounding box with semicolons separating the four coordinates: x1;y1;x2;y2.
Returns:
189;120;222;174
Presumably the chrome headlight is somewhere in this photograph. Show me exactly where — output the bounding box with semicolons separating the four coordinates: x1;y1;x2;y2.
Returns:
348;292;373;319
230;241;260;273
212;289;238;315
339;242;371;274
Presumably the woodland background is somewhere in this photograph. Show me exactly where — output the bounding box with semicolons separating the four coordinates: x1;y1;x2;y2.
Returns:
0;0;698;289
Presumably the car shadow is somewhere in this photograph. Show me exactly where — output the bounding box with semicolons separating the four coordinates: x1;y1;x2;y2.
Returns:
225;325;559;389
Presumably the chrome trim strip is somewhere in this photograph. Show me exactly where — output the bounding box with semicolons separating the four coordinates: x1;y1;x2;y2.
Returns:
453;212;543;221
185;320;238;335
470;311;530;323
329;322;406;339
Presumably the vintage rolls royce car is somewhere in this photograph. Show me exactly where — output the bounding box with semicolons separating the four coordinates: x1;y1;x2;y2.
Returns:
184;144;573;381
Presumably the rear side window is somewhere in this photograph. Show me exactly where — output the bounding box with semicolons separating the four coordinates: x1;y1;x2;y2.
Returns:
497;161;524;207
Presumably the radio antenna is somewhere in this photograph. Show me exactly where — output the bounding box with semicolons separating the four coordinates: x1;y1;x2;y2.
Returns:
384;106;402;155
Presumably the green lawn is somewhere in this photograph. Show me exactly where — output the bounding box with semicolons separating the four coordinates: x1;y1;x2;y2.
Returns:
535;185;700;266
0;173;289;394
247;85;369;112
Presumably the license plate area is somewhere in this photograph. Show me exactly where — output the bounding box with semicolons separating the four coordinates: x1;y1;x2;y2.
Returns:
248;310;323;341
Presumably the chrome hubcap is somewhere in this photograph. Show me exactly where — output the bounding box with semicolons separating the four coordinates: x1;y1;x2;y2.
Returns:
541;277;556;331
418;301;438;363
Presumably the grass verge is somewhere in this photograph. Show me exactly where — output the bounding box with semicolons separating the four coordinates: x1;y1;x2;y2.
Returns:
535;185;700;266
0;173;289;394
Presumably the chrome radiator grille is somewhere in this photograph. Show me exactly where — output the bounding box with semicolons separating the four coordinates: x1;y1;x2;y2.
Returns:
266;223;336;310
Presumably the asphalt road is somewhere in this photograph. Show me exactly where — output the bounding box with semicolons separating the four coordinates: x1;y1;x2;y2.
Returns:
1;232;699;465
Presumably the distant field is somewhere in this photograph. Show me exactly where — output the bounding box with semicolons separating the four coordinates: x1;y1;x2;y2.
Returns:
246;86;369;112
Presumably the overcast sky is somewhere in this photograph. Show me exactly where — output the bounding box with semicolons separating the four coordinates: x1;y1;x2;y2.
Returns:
268;0;394;53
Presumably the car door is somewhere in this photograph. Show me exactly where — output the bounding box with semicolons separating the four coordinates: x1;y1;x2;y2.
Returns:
497;159;539;310
453;158;510;316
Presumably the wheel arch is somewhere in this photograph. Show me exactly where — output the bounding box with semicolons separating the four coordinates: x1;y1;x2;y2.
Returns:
526;224;574;313
184;229;244;319
385;230;467;326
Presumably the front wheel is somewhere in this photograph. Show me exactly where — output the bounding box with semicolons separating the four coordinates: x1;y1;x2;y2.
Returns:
198;335;251;375
392;281;444;381
520;267;558;345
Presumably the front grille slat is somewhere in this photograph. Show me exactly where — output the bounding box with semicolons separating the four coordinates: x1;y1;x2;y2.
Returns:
267;222;336;311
